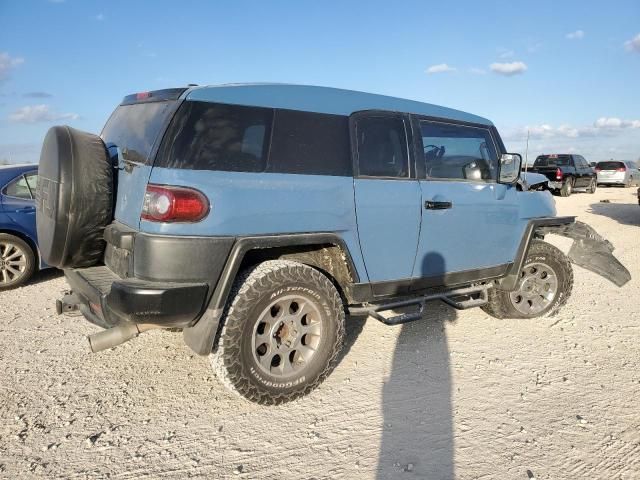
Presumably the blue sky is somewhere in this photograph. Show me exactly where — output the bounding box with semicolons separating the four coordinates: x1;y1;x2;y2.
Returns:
1;0;639;164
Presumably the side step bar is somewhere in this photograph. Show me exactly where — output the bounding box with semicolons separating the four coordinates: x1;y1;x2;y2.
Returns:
348;284;490;326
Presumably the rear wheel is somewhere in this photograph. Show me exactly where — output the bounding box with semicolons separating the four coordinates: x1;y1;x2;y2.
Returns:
0;234;36;290
559;177;573;197
482;241;573;319
210;260;345;405
587;178;597;194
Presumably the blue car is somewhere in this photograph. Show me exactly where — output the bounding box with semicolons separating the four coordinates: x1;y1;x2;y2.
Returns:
0;164;47;289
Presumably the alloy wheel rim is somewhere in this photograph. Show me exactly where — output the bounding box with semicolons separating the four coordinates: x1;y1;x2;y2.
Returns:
509;262;559;315
0;241;28;285
252;294;323;378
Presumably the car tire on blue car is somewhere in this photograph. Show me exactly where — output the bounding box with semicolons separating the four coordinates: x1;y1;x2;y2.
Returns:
482;241;573;319
36;126;113;268
210;260;345;405
0;233;36;290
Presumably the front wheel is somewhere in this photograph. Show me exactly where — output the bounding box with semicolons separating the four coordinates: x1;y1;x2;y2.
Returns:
0;234;36;290
210;260;345;405
482;241;573;319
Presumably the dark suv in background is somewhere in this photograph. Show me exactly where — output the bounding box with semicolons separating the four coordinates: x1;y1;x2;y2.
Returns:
528;154;597;196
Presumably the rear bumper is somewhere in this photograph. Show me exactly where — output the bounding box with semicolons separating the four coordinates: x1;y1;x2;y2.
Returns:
62;267;209;328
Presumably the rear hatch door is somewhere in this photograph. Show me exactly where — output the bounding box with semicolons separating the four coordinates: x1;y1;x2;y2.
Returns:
101;89;186;229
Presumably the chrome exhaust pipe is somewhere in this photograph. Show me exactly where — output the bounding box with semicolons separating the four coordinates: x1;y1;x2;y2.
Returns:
87;324;156;353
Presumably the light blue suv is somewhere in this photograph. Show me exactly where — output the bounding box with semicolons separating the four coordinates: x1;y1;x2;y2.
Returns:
36;84;630;404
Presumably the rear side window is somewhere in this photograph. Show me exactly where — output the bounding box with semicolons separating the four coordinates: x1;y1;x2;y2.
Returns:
420;121;498;181
3;172;37;199
157;101;273;172
355;116;409;178
269;109;352;176
597;161;625;170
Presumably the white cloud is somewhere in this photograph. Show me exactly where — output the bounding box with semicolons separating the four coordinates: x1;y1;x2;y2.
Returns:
624;33;640;52
0;52;25;81
594;117;640;129
566;30;585;40
426;63;456;74
8;104;79;124
490;61;527;76
469;67;486;75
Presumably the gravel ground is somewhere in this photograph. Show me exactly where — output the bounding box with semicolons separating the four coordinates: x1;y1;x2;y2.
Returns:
1;186;639;479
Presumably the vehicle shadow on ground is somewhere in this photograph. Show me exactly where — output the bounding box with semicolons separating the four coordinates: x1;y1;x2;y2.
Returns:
30;268;64;285
588;201;640;227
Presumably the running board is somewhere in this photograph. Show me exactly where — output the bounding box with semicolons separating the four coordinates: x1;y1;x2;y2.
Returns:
348;284;490;326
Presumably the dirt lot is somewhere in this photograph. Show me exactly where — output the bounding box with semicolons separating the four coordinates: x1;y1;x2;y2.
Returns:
1;186;639;479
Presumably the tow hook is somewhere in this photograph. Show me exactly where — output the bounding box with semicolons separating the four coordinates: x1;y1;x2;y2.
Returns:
56;292;81;315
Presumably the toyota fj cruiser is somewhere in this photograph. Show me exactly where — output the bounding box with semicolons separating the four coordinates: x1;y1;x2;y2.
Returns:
36;84;630;405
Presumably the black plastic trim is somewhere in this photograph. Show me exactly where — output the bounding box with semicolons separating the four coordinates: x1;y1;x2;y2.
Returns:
351;263;511;303
497;216;576;290
207;233;360;313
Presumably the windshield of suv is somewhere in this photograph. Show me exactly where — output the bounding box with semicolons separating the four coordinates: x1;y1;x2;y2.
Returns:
534;155;571;167
101;102;176;165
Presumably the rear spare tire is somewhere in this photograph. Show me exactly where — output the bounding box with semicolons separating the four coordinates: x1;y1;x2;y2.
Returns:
36;126;113;269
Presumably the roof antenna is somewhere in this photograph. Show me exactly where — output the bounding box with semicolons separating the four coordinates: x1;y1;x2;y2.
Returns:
524;129;530;174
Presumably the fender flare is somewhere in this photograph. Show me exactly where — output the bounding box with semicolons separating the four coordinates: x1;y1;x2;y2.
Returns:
497;216;631;290
183;233;359;355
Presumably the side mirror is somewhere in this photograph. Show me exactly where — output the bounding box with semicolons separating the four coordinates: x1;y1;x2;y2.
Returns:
499;153;522;184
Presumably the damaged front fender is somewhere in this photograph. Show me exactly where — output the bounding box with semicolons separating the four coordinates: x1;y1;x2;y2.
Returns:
538;221;631;287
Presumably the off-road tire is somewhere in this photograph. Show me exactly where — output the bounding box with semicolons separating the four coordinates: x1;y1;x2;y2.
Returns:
210;260;345;405
482;240;573;319
0;234;36;291
559;177;573;197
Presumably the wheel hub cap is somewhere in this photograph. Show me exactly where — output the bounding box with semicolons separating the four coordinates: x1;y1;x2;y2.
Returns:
509;262;559;315
253;294;323;378
0;241;27;285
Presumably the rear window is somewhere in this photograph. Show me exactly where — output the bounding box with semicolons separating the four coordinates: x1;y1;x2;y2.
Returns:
156;101;273;172
534;155;572;167
596;161;625;170
102;102;175;165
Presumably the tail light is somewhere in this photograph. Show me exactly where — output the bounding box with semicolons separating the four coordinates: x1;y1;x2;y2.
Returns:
141;184;210;222
595;167;601;172
555;168;563;180
617;166;626;172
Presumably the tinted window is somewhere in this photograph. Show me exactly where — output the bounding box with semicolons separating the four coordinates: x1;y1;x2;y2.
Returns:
269;109;352;176
4;172;37;199
534;155;572;167
356;116;408;178
596;161;625;170
420;121;498;181
102;102;175;164
157;101;273;172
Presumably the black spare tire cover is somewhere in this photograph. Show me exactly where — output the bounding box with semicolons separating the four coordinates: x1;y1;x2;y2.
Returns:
37;125;113;269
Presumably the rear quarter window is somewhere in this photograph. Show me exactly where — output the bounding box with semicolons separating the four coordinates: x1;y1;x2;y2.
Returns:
269;109;352;176
156;101;273;172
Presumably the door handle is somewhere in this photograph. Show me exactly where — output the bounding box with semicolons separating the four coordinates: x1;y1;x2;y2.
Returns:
424;200;452;210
